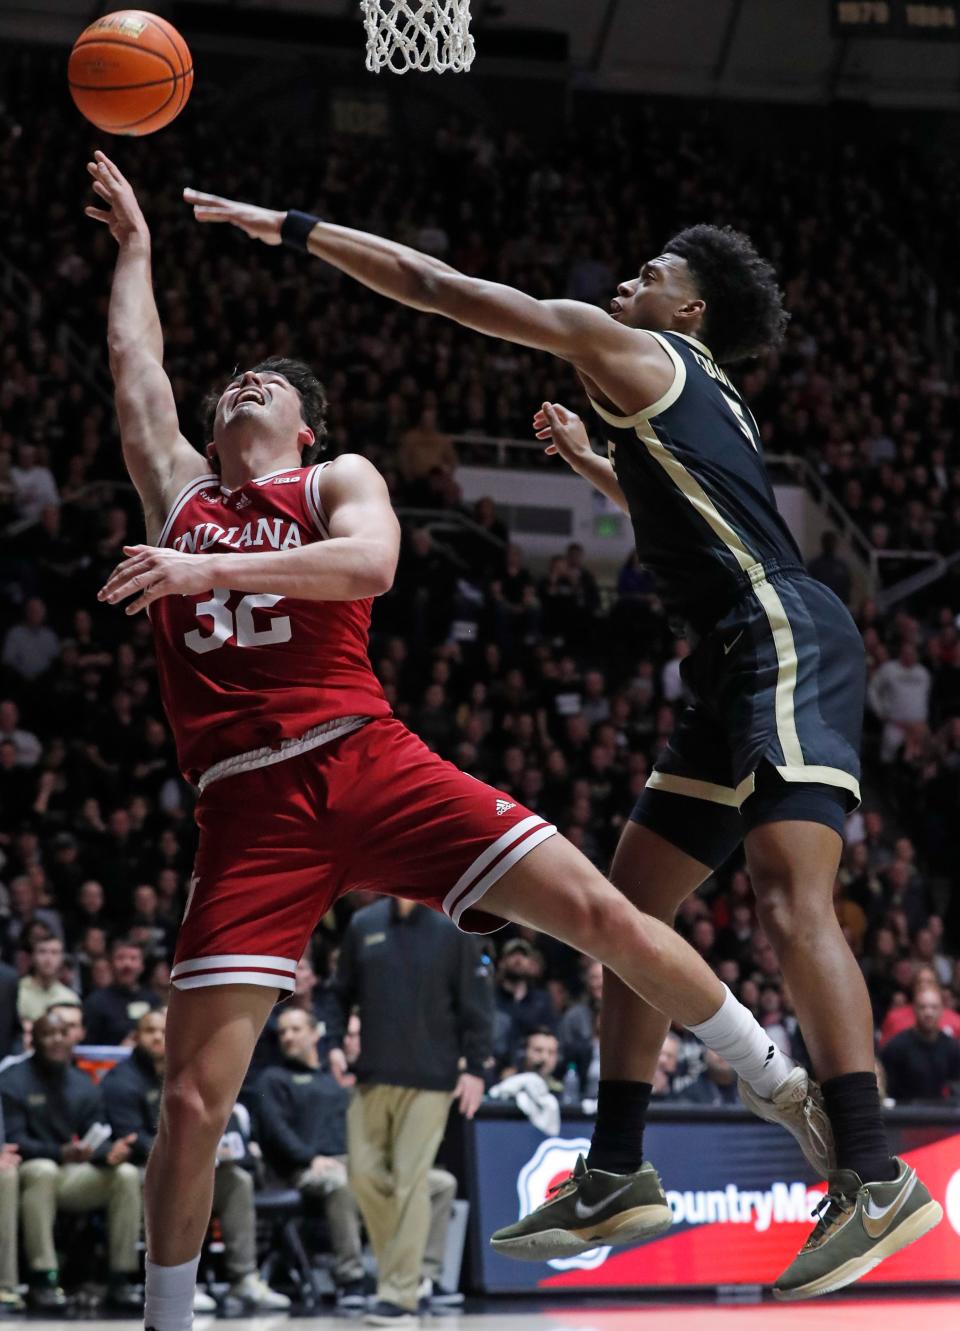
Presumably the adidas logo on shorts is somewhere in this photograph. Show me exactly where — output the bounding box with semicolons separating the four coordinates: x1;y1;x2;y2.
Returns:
496;799;516;816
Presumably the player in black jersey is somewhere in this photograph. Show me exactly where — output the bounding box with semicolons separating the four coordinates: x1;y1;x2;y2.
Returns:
185;195;941;1297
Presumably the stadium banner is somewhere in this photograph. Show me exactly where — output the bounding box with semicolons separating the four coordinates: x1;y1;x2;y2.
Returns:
467;1107;960;1293
831;2;960;40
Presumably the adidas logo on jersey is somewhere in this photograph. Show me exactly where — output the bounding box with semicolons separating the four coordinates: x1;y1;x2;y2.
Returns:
496;800;516;816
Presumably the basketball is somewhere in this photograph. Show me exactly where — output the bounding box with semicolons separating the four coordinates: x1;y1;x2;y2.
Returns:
68;10;193;137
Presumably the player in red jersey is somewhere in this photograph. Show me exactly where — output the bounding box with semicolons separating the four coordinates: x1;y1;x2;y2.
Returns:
88;152;829;1330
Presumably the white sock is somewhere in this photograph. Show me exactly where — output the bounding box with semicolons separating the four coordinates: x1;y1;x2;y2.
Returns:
144;1255;200;1331
688;985;794;1098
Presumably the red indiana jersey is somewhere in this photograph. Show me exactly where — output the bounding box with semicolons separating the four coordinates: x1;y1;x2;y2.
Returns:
151;463;391;785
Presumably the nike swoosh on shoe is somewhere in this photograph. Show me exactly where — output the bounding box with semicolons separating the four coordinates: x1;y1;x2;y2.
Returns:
573;1180;637;1221
861;1170;917;1239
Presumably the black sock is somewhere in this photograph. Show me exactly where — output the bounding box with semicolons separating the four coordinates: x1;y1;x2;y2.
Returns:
585;1079;652;1174
821;1071;897;1183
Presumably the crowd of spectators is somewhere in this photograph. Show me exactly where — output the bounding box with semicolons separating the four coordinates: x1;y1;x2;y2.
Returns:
2;53;960;565
0;40;958;1307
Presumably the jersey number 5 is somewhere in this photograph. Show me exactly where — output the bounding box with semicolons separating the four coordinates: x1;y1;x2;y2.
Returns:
184;588;292;655
721;391;758;450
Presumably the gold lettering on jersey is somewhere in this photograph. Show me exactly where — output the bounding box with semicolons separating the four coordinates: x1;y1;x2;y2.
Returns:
691;350;736;392
173;520;304;553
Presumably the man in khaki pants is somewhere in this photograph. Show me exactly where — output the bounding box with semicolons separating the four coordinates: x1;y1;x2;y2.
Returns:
0;1103;22;1312
0;1011;142;1313
333;899;493;1327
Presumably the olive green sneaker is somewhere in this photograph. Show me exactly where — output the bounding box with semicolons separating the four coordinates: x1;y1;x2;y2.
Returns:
490;1154;672;1261
774;1157;942;1300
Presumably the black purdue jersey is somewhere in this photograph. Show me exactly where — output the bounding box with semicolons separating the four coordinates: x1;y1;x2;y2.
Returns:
587;331;803;627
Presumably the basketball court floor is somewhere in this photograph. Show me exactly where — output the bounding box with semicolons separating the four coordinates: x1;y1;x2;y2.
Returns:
7;1296;960;1331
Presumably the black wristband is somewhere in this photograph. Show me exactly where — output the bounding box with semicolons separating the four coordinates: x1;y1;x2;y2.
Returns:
280;210;321;252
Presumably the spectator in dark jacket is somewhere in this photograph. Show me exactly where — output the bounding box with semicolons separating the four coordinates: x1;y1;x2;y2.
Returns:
100;1009;165;1165
495;938;557;1066
882;988;960;1102
82;936;161;1045
334;899;492;1321
101;1009;288;1314
256;1007;364;1303
0;1011;140;1312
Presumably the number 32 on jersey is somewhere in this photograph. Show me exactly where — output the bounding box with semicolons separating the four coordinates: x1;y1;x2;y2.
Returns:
185;589;291;655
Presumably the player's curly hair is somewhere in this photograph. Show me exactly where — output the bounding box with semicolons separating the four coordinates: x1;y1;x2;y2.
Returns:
202;355;328;463
663;224;789;365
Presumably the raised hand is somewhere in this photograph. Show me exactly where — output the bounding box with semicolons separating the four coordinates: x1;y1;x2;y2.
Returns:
84;150;149;249
533;401;594;466
184;188;284;245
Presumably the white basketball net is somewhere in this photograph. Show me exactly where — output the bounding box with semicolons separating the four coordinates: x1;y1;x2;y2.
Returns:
360;0;476;74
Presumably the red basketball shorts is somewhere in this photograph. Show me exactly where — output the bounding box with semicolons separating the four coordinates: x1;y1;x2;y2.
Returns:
171;717;557;994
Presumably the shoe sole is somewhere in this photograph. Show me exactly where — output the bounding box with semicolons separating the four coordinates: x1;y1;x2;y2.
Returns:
773;1199;944;1301
738;1078;835;1176
490;1203;673;1260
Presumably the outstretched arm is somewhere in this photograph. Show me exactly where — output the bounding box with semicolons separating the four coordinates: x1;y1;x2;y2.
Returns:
87;152;206;540
182;191;674;413
97;454;400;614
534;403;630;515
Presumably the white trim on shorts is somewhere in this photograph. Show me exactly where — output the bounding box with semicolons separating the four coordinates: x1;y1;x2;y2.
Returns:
442;814;558;930
646;770;757;808
171;953;297;993
197;715;370;793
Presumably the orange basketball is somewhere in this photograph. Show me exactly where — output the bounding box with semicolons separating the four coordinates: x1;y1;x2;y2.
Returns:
68;10;193;137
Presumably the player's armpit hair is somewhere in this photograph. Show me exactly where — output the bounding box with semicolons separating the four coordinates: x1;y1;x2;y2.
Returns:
201;355;328;463
664;224;789;365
